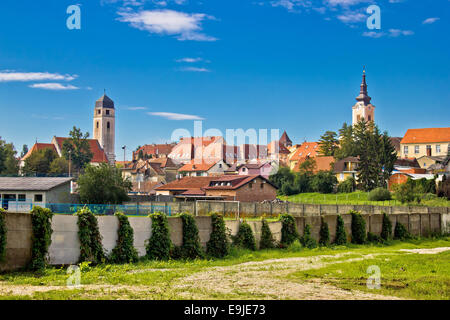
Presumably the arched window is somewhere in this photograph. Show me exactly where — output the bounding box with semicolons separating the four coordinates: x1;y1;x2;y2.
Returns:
96;122;99;129
368;115;372;121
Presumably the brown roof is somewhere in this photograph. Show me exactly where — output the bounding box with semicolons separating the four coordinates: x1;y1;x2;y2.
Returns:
401;128;450;144
268;141;290;154
21;143;57;161
293;156;335;173
289;142;320;161
279;131;292;146
178;160;218;172
149;157;179;169
395;158;421;168
54;137;108;163
205;175;277;190
136;144;175;157
155;176;217;191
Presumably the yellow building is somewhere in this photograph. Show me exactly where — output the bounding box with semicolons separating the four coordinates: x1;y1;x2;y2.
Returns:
333;157;359;182
400;128;450;159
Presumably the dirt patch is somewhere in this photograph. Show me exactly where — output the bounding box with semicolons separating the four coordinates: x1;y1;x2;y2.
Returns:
399;247;450;255
175;253;400;300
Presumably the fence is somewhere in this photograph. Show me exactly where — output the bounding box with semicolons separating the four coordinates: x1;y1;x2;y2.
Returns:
3;201;171;216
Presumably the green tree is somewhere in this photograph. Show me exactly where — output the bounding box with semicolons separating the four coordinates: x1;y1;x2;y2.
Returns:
269;166;295;190
353;119;378;191
20;144;28;158
310;171;337;193
334;123;357;160
0;138;19;175
379;132;398;188
23;148;58;175
49;157;69;175
297;158;316;176
318;131;339;156
77;163;132;204
62;126;93;173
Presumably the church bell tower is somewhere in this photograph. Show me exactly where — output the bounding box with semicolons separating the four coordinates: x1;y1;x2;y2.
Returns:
93;93;116;164
352;69;375;126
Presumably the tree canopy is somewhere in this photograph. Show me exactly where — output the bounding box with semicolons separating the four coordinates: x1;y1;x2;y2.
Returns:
62;126;93;173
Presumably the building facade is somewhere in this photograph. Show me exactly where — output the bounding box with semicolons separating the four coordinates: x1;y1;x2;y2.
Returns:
352;70;375;125
93;94;116;164
400;127;450;159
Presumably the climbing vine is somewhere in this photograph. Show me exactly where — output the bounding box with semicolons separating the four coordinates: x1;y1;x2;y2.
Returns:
381;212;393;241
350;210;367;244
260;219;275;249
319;217;330;246
110;212;138;264
300;224;318;249
146;212;172;260
29;206;54;271
394;222;412;240
279;213;299;247
0;208;7;262
177;213;204;259
334;215;347;245
206;213;229;258
233;222;256;251
75;207;105;264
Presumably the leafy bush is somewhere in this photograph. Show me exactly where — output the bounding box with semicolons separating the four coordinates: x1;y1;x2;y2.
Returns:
319;217;330;246
380;212;392;241
393;182;416;204
29;206;54;271
300;224;318;249
337;177;356;193
146;212;172;260
75;207;105;264
368;188;391;201
287;239;302;252
367;232;383;244
350;210;366;244
310;171;338;194
437;176;450;200
279;214;299;247
334;215;347;245
234;222;256;251
394;222;412;240
178;213;204;259
260;219;275;249
206;213;229;258
110;212;138;264
0;208;6;262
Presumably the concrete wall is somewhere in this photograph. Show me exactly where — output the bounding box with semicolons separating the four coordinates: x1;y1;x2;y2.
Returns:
1;207;448;271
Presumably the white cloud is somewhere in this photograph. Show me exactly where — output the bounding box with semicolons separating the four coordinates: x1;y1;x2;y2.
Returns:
423;17;440;24
326;0;371;6
148;112;205;120
117;9;217;41
337;11;366;23
29;83;79;90
362;31;384;38
0;71;77;82
176;57;203;63
179;67;210;72
389;29;414;37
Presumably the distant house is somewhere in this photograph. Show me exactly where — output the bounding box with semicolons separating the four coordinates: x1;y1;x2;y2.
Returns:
400;127;450;159
169;136;225;165
393;158;426;174
333;157;359;182
0;177;72;212
416;155;446;171
178;159;229;177
238;162;274;178
121;159;167;191
288;142;321;170
155;175;277;202
293;156;335;174
133;143;176;160
388;173;437;191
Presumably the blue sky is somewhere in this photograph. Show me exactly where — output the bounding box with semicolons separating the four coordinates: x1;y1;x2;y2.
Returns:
0;0;449;160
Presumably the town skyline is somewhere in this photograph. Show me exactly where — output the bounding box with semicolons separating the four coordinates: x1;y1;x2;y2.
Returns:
0;0;449;160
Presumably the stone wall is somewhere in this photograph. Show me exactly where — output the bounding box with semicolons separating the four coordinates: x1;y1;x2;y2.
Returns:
0;207;448;271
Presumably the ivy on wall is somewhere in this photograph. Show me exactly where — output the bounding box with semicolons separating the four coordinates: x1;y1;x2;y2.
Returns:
0;208;6;262
279;213;299;247
110;212;138;264
75;207;105;264
381;212;393;241
206;213;229;258
146;212;172;260
29;206;54;271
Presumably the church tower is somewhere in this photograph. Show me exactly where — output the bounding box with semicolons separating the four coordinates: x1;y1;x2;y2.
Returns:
352;69;375;125
93;94;115;164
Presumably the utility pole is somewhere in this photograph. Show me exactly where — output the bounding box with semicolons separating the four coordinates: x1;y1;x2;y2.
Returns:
68;150;72;177
122;145;126;162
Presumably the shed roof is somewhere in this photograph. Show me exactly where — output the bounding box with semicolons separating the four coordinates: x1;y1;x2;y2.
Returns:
0;177;72;191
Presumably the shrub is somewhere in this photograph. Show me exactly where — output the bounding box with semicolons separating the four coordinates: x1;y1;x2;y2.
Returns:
380;212;392;241
394;222;412;240
110;212;138;264
206;213;229;258
437;176;450;200
287;239;302;252
319;217;330;246
146;212;172;260
368;188;391;201
350;210;366;244
367;232;383;244
29;206;54;271
234;222;256;251
178;213;204;259
75;207;105;264
337;177;356;193
0;208;7;262
310;171;338;194
260;219;275;249
300;224;318;249
279;213;299;247
334;215;347;245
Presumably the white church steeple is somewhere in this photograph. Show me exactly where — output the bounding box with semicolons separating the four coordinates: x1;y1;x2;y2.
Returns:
352;68;375;125
93;93;116;164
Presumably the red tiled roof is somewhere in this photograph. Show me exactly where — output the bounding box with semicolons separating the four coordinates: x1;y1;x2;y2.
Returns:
401;128;450;144
54;137;108;163
293;156;335;173
289;142;320;161
178;160;218;172
268;141;290;154
205;175;277;190
21;143;57;161
136;144;175;157
155;176;217;191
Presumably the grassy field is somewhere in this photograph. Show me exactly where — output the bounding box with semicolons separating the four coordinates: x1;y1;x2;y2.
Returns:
279;191;450;207
0;237;449;300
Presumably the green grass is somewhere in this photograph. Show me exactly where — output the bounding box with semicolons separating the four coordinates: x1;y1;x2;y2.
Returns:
279;191;450;207
1;237;449;300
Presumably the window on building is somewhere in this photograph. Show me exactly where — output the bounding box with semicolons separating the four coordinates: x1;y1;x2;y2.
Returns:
404;146;408;155
436;145;441;153
106;110;110;115
96;122;99;129
426;145;432;156
249;182;253;189
34;194;43;202
415;145;420;154
97;110;101;115
260;183;264;189
368;115;372;121
107;122;110;129
18;194;26;202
